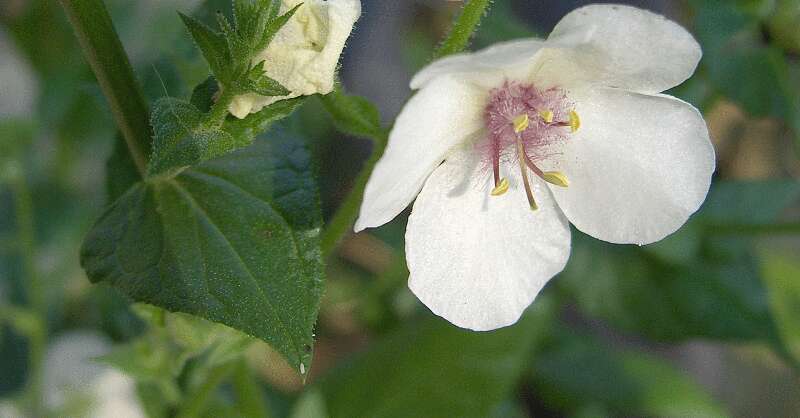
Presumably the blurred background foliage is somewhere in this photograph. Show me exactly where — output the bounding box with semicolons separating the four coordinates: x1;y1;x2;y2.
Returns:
1;0;800;417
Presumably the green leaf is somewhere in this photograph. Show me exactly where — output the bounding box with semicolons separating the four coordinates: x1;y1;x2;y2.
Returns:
148;98;246;176
531;329;729;418
179;12;230;82
318;300;554;418
81;127;323;373
319;89;385;140
238;62;290;96
761;252;800;364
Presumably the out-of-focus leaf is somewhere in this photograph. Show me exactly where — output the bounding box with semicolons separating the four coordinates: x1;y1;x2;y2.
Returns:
561;234;779;343
81;127;323;373
761;252;800;363
319;299;554;418
319;90;385;140
694;0;800;144
701;180;800;227
531;329;729;418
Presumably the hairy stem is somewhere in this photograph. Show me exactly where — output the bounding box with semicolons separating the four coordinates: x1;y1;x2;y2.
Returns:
433;0;493;59
59;0;151;176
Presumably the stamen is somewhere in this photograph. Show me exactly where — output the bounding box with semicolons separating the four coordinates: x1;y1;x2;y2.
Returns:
517;141;571;188
515;136;538;210
538;109;554;124
569;110;581;133
513;114;530;133
491;178;510;196
542;171;570;187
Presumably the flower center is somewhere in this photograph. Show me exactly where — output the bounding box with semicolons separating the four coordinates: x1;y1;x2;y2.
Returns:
482;81;580;210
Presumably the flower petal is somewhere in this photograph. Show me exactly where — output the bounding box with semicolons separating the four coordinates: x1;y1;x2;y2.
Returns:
546;88;715;245
542;4;701;93
355;76;486;231
406;148;571;331
410;39;545;90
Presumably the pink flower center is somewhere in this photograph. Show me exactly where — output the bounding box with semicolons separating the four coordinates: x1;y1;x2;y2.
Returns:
480;81;579;209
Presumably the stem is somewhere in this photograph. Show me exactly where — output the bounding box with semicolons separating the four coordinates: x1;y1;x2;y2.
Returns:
59;0;151;176
320;130;388;257
175;361;237;418
206;87;236;128
433;0;493;59
9;170;46;417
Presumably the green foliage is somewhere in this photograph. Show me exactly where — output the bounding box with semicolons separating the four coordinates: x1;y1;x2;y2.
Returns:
531;329;729;418
147;98;241;176
561;235;778;343
692;0;800;146
179;1;299;96
761;253;800;364
81;127;323;373
320;88;386;140
318;300;554;418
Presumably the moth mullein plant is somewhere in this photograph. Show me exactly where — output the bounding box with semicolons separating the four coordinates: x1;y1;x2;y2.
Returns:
356;5;716;331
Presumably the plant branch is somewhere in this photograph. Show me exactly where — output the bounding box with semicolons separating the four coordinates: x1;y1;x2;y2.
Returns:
59;0;151;176
433;0;493;59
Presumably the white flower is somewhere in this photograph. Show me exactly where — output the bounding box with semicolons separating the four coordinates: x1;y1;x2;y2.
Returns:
355;5;716;331
229;0;361;118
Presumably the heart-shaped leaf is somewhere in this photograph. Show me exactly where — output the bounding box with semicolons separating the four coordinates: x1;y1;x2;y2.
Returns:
82;126;323;373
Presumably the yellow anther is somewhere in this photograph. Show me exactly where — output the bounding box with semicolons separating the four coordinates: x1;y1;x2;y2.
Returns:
513;114;530;133
529;199;539;211
569;110;581;133
538;109;554;124
543;171;570;187
490;178;510;196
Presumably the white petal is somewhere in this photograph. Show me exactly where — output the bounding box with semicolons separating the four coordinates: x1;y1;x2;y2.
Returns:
547;87;715;245
355;76;486;231
410;38;545;90
229;0;361;118
406;148;571;331
541;4;701;93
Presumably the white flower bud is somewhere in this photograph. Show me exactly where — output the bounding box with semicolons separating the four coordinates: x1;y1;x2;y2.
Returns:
229;0;361;119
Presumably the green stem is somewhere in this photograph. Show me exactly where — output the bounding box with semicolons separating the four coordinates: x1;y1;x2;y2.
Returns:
320;130;388;257
175;361;237;418
433;0;493;59
706;222;800;236
206;87;236;128
8;169;46;417
59;0;151;176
